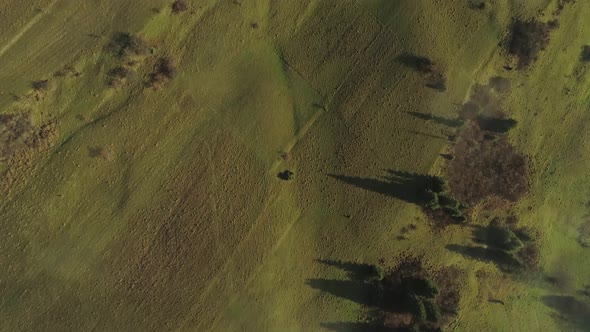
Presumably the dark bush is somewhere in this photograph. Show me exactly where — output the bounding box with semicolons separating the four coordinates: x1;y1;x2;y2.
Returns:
477;116;517;133
109;32;151;58
404;295;427;322
581;46;590;62
509;20;551;68
31;80;50;91
148;57;177;89
107;66;130;87
517;243;540;269
403;277;439;298
172;0;188;13
474;224;524;252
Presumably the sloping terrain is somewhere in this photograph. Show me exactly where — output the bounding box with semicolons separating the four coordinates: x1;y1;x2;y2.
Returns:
0;0;589;331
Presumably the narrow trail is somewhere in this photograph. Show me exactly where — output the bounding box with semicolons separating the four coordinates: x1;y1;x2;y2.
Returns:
0;0;59;60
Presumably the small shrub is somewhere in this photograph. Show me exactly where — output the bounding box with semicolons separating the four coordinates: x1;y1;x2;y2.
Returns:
404;278;439;298
278;170;294;181
107;66;130;87
88;146;114;161
516;243;540;269
32;79;50;91
172;0;188;13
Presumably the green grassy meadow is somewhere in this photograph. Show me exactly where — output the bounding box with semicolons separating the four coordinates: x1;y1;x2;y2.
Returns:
0;0;589;331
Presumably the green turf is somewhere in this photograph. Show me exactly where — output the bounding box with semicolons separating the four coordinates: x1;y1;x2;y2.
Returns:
0;0;589;331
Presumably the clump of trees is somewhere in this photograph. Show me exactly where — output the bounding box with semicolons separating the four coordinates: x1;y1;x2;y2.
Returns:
372;258;460;330
509;19;553;69
473;218;540;271
422;177;468;224
148;57;177;89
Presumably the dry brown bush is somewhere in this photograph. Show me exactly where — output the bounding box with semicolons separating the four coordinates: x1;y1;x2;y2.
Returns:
447;123;528;205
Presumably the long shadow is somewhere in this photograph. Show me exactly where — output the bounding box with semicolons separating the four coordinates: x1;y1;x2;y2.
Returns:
396;53;434;73
321;322;398;332
317;259;380;281
328;170;444;206
542;295;590;330
306;279;378;307
446;244;523;273
405;111;464;128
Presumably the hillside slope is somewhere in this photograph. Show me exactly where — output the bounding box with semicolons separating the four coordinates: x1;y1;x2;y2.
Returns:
0;0;589;331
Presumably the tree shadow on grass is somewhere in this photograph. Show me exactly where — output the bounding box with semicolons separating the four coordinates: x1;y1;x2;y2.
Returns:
306;279;378;307
316;259;380;282
321;322;398;332
396;54;434;73
405;111;464;128
445;244;523;273
542;295;590;331
328;170;443;206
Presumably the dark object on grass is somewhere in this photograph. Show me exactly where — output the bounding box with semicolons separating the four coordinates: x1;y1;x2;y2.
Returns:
107;66;130;87
148;57;176;89
509;20;551;69
581;45;590;62
109;32;151;58
172;0;188;13
32;79;50;91
278;170;294;181
397;54;436;73
447;123;528;205
489;298;505;305
426;74;447;92
440;154;454;161
468;0;486;10
473;225;524;252
477;116;517;133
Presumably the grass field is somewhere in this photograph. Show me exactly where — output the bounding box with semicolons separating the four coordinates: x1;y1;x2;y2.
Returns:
1;0;589;331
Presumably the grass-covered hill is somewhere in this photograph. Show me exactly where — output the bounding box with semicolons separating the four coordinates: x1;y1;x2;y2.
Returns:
1;0;590;331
